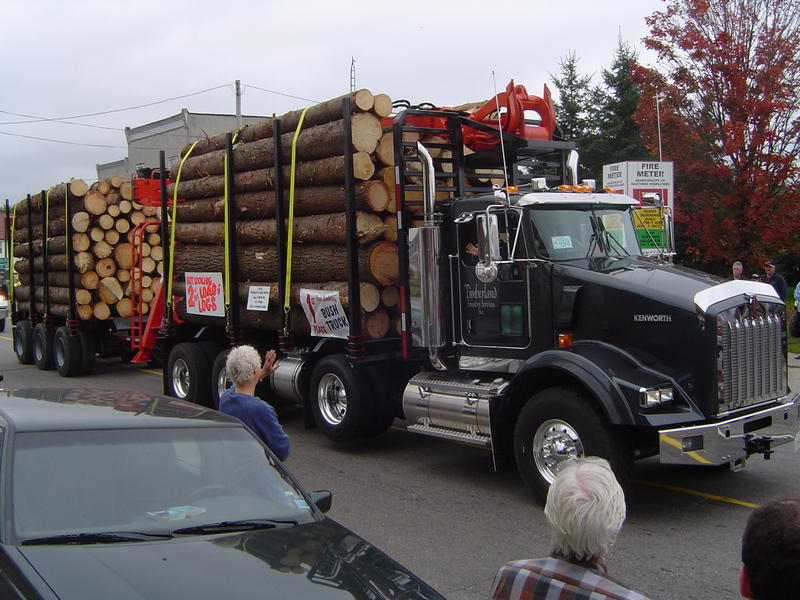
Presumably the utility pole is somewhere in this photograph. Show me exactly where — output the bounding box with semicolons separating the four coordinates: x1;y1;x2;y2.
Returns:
235;80;242;129
350;58;356;93
655;93;663;162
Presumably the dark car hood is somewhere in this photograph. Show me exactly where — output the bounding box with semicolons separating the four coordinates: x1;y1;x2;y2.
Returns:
18;519;444;600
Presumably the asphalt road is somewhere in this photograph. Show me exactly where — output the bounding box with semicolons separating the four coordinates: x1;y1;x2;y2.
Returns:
1;332;798;600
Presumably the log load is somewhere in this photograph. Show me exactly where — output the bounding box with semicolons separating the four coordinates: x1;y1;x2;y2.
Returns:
12;176;165;321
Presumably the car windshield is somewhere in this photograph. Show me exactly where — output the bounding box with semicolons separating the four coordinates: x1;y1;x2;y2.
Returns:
12;427;316;541
527;207;641;260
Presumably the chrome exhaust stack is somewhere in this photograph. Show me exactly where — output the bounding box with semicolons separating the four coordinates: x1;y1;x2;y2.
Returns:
407;143;446;370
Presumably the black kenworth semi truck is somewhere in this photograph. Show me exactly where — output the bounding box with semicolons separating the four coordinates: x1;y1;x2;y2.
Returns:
263;105;798;499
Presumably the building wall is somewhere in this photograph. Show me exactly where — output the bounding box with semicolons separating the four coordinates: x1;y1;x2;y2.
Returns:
97;110;267;180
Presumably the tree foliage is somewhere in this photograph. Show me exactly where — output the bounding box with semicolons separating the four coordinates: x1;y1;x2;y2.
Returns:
634;0;800;267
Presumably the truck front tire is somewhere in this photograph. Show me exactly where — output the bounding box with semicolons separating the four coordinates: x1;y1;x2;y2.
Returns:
211;349;232;409
54;327;83;377
310;355;366;442
167;343;212;407
33;323;55;370
14;320;34;365
514;385;631;502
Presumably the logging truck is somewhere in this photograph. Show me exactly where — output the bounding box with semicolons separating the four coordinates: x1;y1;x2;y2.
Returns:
8;84;798;499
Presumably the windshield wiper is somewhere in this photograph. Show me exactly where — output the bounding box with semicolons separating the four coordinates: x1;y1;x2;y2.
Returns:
585;231;599;257
604;231;630;257
171;519;298;536
23;531;174;546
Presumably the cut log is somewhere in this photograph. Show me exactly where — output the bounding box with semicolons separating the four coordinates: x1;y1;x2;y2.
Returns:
119;181;133;200
98;277;124;304
115;298;132;318
364;307;390;340
139;242;151;257
376;167;397;213
174;211;385;245
18;272;81;287
368;241;399;285
383;214;397;241
110;175;123;188
115;218;130;233
360;282;380;312
114;243;133;269
98;214;115;230
147;233;161;246
83;190;107;215
132;201;143;211
95;257;117;278
141;275;153;289
90;227;105;243
117;269;130;283
150;245;163;261
375;132;394;167
141;257;156;273
381;285;399;308
80;270;99;290
96;181;111;195
76;289;92;305
74;252;95;273
372;93;392;118
130;211;146;226
72;212;90;233
141;288;154;303
17;301;72;318
107;204;121;217
93;302;111;320
118;200;132;214
104;229;120;245
77;304;93;320
73;232;91;252
92;240;112;259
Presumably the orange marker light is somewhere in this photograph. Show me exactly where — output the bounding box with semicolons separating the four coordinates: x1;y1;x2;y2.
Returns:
558;333;574;348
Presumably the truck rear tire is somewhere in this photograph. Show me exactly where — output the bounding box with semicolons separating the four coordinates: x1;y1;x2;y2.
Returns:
54;327;83;377
211;349;232;409
14;320;34;365
514;385;632;502
33;323;55;370
358;367;396;437
79;332;96;375
309;355;366;442
167;342;212;407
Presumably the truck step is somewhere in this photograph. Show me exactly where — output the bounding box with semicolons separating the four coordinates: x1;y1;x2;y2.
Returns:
406;423;491;447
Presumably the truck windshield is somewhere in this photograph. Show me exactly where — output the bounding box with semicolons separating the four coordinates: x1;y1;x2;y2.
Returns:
527;207;641;260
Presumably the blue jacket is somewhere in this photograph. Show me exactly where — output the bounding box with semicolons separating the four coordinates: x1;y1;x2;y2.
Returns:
219;389;290;461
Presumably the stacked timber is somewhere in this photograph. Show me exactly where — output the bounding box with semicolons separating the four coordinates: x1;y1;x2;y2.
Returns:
167;89;401;339
13;177;163;320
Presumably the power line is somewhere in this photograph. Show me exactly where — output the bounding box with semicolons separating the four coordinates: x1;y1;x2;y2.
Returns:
0;84;231;125
0;111;121;131
246;84;319;104
0;130;126;148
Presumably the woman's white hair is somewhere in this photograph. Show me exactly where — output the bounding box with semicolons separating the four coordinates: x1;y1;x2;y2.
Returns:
543;457;626;562
225;345;261;386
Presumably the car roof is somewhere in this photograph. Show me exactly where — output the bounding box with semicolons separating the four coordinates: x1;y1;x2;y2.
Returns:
0;388;240;433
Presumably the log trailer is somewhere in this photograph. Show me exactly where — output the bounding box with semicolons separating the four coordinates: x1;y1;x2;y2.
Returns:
8;83;799;499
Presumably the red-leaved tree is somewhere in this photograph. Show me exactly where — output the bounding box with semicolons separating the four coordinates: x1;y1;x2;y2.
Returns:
633;0;800;267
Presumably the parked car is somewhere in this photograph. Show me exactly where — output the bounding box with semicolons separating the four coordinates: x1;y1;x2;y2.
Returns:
0;388;446;600
0;285;7;332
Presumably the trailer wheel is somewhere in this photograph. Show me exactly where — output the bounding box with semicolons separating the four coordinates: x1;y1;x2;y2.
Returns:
33;323;55;370
79;332;96;375
211;349;232;409
14;320;34;365
53;327;83;377
358;368;396;437
514;385;631;502
310;355;365;442
167;342;212;407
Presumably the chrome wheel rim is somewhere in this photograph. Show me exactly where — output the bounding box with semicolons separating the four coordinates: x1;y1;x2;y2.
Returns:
317;373;347;426
533;419;584;484
216;367;231;399
14;331;23;356
33;334;44;362
171;358;190;398
54;338;65;368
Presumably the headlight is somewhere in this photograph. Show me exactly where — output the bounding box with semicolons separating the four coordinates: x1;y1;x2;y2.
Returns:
639;385;674;408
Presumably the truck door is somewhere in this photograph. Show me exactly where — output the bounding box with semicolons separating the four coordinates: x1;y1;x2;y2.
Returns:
456;212;530;348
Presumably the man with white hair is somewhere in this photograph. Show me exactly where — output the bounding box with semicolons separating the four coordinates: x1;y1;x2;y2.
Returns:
490;457;647;600
219;345;290;461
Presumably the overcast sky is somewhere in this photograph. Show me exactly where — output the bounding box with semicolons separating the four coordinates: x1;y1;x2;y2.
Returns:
0;0;666;205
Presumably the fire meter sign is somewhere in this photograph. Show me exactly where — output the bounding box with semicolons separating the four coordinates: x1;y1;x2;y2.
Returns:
603;161;674;251
300;289;349;339
185;272;224;317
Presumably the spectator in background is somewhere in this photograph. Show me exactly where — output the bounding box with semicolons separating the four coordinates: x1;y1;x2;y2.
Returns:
219;345;290;461
489;458;648;600
740;498;800;600
731;261;744;280
763;260;787;300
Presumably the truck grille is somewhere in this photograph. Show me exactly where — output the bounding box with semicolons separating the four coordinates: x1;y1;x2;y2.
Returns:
717;312;786;413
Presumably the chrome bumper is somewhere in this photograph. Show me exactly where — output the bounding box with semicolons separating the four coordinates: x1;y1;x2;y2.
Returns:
659;393;800;467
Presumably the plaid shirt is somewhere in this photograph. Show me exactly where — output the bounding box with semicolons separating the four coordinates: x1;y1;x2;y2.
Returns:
490;556;649;600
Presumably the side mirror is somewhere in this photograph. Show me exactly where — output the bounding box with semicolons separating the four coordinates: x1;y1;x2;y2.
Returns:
308;490;332;513
566;150;579;186
641;192;663;207
476;214;501;263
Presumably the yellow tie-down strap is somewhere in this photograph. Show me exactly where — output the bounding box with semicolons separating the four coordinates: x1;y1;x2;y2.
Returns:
167;142;198;301
283;106;310;318
223;133;239;308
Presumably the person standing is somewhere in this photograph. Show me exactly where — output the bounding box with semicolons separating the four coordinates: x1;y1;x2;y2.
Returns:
731;261;744;280
763;260;787;300
489;457;648;600
739;498;800;599
219;345;290;461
